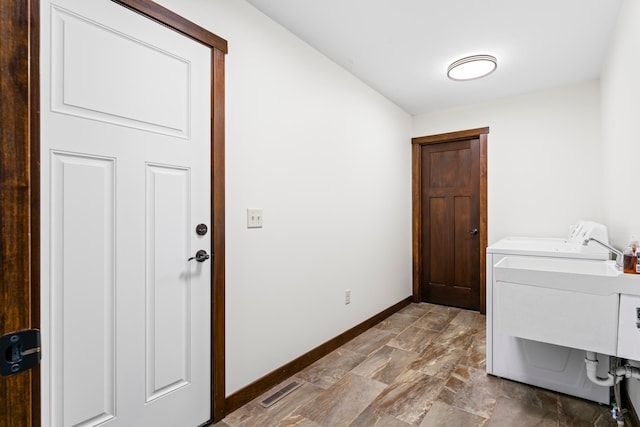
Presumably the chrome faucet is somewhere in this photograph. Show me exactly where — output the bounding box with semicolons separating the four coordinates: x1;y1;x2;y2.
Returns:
583;237;623;269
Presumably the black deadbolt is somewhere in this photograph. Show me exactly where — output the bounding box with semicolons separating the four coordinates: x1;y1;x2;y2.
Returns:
196;223;208;236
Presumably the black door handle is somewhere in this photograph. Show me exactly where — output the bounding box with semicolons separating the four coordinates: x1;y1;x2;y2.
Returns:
188;250;210;262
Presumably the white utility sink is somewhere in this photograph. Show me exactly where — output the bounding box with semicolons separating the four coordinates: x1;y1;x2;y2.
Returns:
493;256;622;355
494;256;621;295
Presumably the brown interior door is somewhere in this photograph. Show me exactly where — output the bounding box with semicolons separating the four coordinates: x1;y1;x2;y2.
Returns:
420;138;480;310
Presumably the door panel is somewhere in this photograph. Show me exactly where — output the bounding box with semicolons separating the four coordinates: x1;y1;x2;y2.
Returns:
145;164;192;401
453;196;473;286
421;139;480;310
428;197;449;285
41;0;211;425
50;152;117;426
51;4;190;137
429;148;471;189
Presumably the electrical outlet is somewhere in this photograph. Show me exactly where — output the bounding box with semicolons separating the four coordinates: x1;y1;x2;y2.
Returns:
345;289;351;305
247;208;263;228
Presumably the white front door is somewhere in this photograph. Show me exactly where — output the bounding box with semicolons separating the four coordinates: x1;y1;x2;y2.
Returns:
40;1;212;425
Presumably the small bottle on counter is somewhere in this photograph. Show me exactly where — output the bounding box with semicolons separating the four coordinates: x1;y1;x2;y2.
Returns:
636;251;640;274
623;236;638;274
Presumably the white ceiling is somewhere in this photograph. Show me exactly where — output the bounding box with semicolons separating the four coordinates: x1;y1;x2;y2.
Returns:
245;0;624;115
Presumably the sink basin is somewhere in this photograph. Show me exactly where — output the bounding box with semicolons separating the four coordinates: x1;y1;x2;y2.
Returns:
493;256;621;354
494;257;621;295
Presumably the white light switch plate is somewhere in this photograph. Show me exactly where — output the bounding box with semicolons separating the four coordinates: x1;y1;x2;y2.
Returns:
247;208;263;228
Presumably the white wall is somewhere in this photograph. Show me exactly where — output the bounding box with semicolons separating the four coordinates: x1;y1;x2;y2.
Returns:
601;0;640;248
412;81;604;244
600;0;640;413
155;0;412;395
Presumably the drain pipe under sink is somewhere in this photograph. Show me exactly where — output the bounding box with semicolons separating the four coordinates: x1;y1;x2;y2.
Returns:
585;352;625;386
585;351;640;384
585;352;640;426
614;358;626;427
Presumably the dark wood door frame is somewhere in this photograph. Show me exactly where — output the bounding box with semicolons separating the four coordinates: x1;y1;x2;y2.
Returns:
0;1;228;424
412;127;489;314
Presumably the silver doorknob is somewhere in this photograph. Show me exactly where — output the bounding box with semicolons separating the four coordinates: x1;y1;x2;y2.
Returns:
188;250;210;262
469;228;479;236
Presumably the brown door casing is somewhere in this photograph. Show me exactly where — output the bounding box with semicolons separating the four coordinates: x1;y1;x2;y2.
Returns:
0;1;40;425
0;0;228;424
412;128;488;313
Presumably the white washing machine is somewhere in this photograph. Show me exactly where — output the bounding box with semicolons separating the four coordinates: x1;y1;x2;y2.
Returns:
486;221;612;404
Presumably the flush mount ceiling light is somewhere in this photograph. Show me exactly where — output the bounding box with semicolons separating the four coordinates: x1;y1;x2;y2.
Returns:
447;55;497;81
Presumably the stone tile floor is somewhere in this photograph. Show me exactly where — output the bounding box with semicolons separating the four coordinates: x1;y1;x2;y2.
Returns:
215;303;619;426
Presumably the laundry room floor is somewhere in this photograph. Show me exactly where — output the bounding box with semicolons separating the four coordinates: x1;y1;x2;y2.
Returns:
215;303;619;426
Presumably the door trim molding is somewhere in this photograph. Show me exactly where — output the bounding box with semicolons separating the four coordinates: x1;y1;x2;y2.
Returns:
0;1;40;424
1;1;227;424
411;127;489;313
112;0;228;53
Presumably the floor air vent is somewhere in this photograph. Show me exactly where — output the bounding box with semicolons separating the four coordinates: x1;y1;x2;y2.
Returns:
259;379;303;408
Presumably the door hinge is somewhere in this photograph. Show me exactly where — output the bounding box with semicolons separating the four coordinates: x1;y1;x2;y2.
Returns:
1;329;41;376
